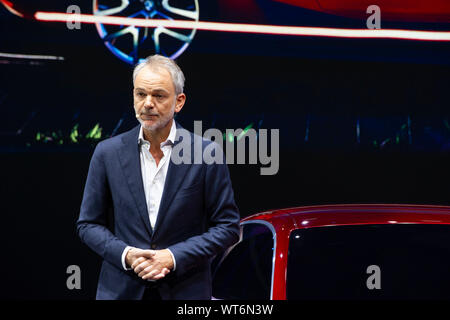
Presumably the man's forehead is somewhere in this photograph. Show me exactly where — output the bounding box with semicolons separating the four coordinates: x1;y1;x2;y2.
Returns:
134;65;174;90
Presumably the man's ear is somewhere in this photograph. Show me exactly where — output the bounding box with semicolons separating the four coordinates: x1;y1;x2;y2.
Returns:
175;93;186;113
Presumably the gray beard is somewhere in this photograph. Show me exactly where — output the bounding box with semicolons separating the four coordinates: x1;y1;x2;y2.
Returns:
135;102;176;132
137;112;174;132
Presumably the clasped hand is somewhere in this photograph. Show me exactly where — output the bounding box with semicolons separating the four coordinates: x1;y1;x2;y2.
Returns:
126;248;173;281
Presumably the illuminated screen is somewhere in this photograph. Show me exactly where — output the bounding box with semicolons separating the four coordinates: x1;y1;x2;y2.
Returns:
1;0;449;152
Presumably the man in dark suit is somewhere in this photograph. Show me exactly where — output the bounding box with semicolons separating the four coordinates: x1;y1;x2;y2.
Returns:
77;55;240;300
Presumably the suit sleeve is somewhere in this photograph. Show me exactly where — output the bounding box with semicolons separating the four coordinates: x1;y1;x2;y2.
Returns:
76;142;128;270
167;152;241;277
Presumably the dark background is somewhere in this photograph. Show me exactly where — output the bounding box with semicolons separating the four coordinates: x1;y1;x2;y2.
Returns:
1;0;449;299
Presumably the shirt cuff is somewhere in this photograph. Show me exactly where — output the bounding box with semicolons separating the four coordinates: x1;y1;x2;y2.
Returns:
166;248;176;271
121;246;134;271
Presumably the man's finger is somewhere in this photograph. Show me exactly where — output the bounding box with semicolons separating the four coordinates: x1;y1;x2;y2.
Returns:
138;265;153;278
131;257;146;270
156;269;170;279
143;268;170;280
142;269;160;280
151;273;166;280
134;260;151;274
140;249;156;258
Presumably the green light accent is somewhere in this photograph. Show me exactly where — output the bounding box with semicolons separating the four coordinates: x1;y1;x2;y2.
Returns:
237;123;253;141
94;127;102;139
86;123;102;140
70;124;79;143
381;138;391;146
396;135;400;144
223;123;254;142
228;132;234;143
36;132;41;141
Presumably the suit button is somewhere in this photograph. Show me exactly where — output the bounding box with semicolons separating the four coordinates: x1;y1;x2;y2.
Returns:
151;244;157;249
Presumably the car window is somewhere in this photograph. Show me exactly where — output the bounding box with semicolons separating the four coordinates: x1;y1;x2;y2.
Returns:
212;222;274;299
287;224;450;299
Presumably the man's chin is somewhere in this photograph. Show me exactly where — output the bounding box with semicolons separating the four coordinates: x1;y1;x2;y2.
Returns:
138;116;173;132
138;119;158;131
142;124;159;132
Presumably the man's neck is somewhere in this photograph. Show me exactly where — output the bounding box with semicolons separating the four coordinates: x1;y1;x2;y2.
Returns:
143;119;173;150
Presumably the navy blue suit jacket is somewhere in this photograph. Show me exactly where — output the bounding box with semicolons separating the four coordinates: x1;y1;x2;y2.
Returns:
77;122;240;300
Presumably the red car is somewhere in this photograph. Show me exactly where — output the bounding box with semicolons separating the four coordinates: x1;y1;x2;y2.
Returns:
212;204;450;300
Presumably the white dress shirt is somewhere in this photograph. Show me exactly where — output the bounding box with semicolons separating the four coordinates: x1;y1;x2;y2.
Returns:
121;121;177;271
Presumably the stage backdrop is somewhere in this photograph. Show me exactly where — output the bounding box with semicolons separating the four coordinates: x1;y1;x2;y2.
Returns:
1;0;449;299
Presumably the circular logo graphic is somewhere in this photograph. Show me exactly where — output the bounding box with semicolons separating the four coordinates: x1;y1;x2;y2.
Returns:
93;0;199;64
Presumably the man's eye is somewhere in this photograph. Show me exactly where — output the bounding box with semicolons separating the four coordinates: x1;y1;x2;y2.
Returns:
137;92;145;97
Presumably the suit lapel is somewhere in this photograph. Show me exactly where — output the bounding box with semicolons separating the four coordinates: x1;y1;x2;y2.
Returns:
117;125;153;236
152;122;194;238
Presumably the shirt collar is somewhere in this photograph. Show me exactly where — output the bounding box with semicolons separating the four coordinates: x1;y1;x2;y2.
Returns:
138;120;177;147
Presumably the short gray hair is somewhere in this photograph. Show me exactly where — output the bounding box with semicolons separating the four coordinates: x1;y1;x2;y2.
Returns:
132;55;185;95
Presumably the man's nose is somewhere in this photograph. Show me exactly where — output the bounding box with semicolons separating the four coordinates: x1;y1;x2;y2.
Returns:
144;95;154;108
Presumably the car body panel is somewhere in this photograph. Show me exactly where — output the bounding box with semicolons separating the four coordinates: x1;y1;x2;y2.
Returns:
241;204;450;299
